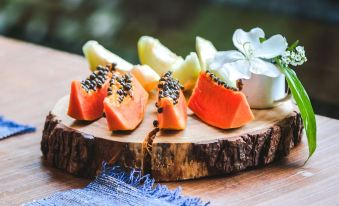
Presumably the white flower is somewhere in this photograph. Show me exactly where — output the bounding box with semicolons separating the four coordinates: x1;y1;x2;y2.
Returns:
281;46;307;67
208;27;288;87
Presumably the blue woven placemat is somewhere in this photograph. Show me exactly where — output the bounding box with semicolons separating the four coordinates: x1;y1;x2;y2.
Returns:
0;116;36;140
25;163;209;206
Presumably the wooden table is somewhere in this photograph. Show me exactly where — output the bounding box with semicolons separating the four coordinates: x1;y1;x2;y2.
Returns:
0;36;338;206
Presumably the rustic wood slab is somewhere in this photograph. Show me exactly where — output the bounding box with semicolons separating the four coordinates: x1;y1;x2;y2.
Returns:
42;92;303;181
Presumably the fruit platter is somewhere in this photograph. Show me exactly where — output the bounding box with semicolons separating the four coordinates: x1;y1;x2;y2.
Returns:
41;28;315;181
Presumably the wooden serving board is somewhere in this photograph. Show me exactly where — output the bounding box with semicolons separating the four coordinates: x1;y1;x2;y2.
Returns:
41;95;303;181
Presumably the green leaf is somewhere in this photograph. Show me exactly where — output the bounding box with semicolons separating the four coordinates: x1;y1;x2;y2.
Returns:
276;59;317;163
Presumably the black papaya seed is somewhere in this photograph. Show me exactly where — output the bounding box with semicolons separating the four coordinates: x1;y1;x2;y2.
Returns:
153;120;159;127
90;73;96;79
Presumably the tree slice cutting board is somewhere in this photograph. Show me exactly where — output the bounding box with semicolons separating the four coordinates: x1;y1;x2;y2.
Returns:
41;95;303;182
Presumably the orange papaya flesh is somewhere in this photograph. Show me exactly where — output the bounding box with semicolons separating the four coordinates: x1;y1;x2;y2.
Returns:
155;71;187;130
188;71;254;129
104;72;149;131
68;64;113;121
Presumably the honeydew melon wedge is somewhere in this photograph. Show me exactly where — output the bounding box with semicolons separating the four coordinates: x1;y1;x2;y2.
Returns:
131;64;160;92
138;36;183;75
196;36;217;71
83;40;133;72
171;52;202;90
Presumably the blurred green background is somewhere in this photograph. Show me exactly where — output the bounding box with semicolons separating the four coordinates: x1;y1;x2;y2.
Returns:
1;0;339;119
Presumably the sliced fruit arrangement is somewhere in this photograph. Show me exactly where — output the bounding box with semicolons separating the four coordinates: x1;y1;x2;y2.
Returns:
154;71;187;130
68;64;113;121
104;71;149;131
188;71;254;129
83;40;133;72
79;37;254;131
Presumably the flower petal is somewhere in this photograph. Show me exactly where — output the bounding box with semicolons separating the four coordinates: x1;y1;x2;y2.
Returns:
249;58;281;77
207;51;251;87
210;61;251;88
208;50;245;69
232;27;265;55
254;34;288;59
220;60;252;80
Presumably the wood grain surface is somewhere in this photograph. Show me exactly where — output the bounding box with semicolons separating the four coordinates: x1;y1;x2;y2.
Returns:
0;37;338;205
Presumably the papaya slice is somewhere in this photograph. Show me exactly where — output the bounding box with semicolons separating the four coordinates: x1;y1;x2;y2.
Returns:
68;64;113;121
154;71;187;130
103;72;149;131
188;71;254;129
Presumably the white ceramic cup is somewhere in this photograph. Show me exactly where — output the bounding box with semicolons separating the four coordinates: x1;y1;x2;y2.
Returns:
242;73;289;109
